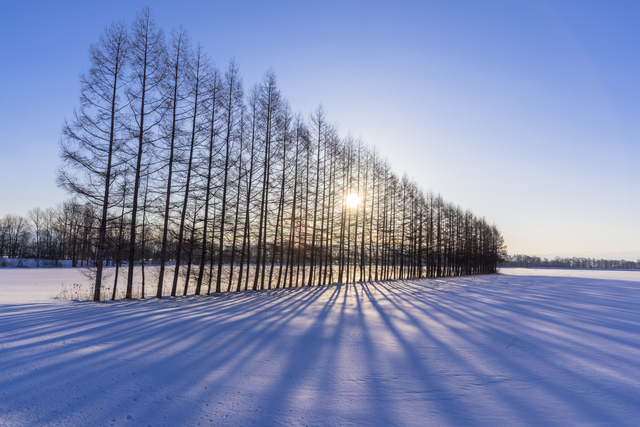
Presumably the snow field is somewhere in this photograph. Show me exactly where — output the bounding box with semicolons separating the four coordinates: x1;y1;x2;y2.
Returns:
1;268;639;426
0;264;369;302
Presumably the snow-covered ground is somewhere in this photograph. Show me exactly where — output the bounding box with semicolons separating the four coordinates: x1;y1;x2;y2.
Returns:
1;268;639;426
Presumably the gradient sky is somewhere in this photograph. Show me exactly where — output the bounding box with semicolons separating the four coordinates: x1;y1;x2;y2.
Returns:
1;0;638;260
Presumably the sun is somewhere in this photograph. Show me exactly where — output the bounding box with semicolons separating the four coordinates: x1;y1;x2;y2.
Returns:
346;193;360;208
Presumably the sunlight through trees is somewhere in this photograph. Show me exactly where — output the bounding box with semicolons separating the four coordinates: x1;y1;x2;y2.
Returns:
52;7;508;300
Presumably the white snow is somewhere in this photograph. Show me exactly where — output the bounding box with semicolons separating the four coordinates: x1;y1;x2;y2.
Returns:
0;267;89;303
1;268;639;426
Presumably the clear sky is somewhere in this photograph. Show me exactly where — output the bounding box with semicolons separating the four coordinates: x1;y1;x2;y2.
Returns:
1;0;638;260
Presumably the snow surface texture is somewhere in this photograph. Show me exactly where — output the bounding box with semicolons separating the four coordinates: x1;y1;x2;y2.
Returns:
1;268;639;426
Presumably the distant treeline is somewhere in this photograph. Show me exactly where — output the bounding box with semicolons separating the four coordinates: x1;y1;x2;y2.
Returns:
0;203;96;268
37;8;506;300
501;254;640;270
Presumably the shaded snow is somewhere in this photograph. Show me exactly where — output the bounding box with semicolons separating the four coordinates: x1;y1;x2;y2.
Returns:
1;268;639;426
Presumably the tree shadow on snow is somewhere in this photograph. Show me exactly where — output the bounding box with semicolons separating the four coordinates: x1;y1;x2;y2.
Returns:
0;272;639;426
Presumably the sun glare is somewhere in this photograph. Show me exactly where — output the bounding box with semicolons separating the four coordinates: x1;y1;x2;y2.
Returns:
346;193;360;208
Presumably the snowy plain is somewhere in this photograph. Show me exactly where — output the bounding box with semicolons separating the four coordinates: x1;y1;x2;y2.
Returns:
0;267;639;426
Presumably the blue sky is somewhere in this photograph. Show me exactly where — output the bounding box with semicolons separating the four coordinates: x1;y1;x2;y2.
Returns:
1;0;638;259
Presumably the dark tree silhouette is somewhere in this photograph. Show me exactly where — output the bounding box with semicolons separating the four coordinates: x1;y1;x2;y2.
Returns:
58;20;129;301
55;7;510;301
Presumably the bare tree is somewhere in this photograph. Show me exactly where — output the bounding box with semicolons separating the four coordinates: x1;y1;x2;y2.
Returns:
126;7;166;299
58;20;129;301
215;59;243;293
195;64;222;295
236;87;259;292
156;27;191;298
253;70;282;291
172;44;206;296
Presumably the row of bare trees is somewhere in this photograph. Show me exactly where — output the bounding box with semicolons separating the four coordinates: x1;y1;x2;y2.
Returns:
502;255;640;270
0;202;98;268
57;8;507;301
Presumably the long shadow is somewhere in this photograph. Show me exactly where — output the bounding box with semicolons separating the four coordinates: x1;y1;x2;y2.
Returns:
1;271;639;426
369;273;640;424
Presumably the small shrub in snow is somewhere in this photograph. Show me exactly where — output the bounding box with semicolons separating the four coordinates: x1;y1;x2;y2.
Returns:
52;283;89;301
